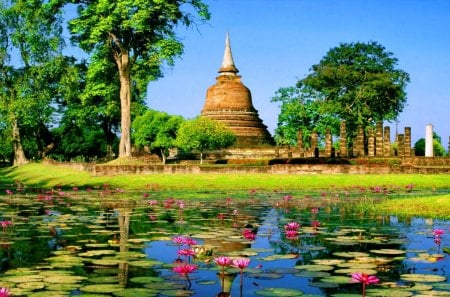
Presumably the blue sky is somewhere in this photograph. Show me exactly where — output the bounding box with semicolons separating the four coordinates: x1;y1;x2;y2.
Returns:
147;0;449;146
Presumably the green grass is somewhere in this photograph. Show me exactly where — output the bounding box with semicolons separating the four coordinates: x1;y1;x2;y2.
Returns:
1;162;449;218
375;194;450;220
1;162;449;191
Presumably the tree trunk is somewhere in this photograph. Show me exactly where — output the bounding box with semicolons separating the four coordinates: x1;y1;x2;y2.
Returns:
160;148;166;164
12;116;28;166
115;51;132;158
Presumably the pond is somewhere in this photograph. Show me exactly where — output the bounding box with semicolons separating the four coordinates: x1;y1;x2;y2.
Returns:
0;185;449;297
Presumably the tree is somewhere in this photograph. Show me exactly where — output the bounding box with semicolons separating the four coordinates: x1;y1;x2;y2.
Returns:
176;117;236;164
281;41;409;150
0;0;73;165
59;0;210;158
271;86;340;147
132;109;184;164
413;132;446;156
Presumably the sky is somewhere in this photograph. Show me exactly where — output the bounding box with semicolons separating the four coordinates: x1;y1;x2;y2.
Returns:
147;0;450;146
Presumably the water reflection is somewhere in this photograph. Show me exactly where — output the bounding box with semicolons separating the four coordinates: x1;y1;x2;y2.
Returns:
0;189;448;296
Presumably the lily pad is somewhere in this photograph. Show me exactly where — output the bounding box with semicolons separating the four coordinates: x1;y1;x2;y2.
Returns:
255;288;304;296
159;289;195;296
400;274;447;283
80;284;124;293
365;288;413;296
370;249;406;255
113;288;158;297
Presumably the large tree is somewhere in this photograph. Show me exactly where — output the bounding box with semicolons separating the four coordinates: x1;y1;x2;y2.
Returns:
275;41;410;150
0;0;72;165
132;109;184;164
61;0;210;158
176;117;236;164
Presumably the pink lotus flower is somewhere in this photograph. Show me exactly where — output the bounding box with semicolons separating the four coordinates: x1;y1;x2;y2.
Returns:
0;287;11;297
182;237;197;246
172;236;185;245
232;257;251;269
351;272;379;297
433;229;444;237
243;229;256;240
177;248;196;257
173;263;198;276
215;256;232;291
0;221;12;231
286;230;298;239
214;256;232;267
285;221;300;231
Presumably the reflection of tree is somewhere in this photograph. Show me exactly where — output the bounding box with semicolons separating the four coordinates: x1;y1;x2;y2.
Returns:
116;207;131;286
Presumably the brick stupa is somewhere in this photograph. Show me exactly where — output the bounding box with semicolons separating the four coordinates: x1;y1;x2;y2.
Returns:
201;34;273;147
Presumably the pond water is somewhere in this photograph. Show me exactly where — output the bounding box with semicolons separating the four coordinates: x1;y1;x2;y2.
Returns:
0;186;449;297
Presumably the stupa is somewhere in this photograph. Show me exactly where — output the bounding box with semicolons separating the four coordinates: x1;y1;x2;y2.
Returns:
201;33;273;147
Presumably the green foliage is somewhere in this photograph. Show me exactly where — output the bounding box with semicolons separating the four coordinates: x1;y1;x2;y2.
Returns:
274;41;409;147
61;0;210;157
175;117;236;163
271;86;340;146
414;132;446;156
0;0;77;164
132;109;184;163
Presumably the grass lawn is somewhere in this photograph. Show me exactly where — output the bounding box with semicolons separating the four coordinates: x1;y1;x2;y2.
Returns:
1;162;449;218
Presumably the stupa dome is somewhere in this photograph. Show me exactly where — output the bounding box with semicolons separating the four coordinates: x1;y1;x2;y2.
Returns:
201;34;273;147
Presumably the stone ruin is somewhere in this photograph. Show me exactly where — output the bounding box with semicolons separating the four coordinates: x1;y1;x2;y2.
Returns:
296;121;413;158
200;33;273;147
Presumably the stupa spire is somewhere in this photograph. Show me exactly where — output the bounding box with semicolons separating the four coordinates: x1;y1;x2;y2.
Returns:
219;33;239;75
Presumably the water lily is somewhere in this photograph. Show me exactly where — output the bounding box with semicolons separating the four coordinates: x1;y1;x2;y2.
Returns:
233;257;251;289
0;287;11;297
173;263;198;275
243;229;256;240
433;228;444;253
351;272;379;297
0;221;12;231
173;263;198;288
285;221;300;231
214;256;232;291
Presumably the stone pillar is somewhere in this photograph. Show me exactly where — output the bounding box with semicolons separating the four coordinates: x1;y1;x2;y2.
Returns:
397;134;405;158
311;131;318;157
297;129;304;157
404;127;411;157
383;126;391;157
448;136;450;157
325;128;333;157
368;128;375;157
339;121;347;157
355;126;365;157
376;122;383;157
425;124;433;157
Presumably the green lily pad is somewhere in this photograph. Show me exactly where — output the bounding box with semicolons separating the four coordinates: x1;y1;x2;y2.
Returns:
113;288;158;297
159;289;195;296
26;291;70;297
370;249;406;255
45;275;87;284
320;275;352;284
255;288;304;296
294;264;334;271
129;276;165;284
87;276;119;283
80;284;124;293
17;281;45;290
333;251;370;258
400;274;447;282
365;288;413;296
294;270;331;278
247;272;284;280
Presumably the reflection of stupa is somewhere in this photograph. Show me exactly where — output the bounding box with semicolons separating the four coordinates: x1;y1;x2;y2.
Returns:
201;34;273;147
